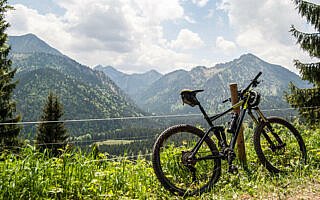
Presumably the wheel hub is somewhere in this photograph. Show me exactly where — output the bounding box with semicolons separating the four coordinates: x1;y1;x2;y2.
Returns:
181;151;197;167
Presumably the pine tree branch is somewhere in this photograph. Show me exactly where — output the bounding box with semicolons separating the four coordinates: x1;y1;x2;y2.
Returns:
286;83;320;124
294;59;320;86
290;25;320;58
288;1;320;125
294;0;320;31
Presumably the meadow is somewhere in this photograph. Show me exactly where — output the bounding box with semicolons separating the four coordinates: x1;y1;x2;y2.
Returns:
0;123;319;199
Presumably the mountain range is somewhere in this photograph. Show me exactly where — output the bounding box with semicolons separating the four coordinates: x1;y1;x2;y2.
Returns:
9;34;145;131
8;33;307;128
96;54;306;114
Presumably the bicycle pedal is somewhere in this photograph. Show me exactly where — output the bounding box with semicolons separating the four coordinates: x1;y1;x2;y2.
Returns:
228;165;238;174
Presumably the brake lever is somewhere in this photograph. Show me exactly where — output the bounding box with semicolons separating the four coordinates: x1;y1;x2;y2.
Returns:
252;80;262;88
222;98;231;103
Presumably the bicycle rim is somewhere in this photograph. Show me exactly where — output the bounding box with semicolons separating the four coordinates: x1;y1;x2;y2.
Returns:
255;118;306;173
153;125;221;196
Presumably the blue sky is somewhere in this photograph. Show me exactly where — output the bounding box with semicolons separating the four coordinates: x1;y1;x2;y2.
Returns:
6;0;318;73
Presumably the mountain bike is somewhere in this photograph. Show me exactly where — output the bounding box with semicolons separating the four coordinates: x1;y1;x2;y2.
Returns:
152;72;307;196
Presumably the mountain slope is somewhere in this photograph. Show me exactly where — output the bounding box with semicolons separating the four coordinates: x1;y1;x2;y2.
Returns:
9;34;63;56
94;65;163;99
8;34;145;134
135;54;307;114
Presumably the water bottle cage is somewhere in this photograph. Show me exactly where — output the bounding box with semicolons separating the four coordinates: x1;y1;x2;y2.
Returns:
227;113;238;134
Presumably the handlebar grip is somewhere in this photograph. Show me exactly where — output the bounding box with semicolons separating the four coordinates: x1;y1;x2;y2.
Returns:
222;98;230;103
253;72;262;81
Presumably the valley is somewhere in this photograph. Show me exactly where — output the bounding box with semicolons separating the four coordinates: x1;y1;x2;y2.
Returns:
8;33;307;155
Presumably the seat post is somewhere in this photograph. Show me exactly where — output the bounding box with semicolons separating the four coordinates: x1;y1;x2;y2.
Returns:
198;103;213;126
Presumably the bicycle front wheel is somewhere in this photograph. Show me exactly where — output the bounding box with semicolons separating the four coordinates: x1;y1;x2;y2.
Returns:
254;117;307;173
152;124;221;196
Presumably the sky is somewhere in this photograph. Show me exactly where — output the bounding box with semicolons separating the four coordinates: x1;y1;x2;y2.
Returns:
6;0;319;74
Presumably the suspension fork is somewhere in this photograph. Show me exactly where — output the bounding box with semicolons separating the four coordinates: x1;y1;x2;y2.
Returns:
249;108;275;147
249;108;285;150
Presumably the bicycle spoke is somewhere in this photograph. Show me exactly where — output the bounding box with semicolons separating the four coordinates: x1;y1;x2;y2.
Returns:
152;125;221;195
254;117;306;173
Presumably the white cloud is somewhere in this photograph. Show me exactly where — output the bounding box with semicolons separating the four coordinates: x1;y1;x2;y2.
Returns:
170;29;204;50
134;44;191;72
215;36;236;53
192;0;209;7
218;0;315;71
9;0;313;74
7;1;202;73
132;0;184;23
66;1;135;52
205;9;214;19
184;16;196;24
6;4;73;52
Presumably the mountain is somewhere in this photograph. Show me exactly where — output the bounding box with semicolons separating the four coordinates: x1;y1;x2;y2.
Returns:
8;34;145;136
9;33;63;56
94;65;162;99
132;53;307;114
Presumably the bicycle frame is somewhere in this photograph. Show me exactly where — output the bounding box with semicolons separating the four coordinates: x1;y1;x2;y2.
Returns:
190;91;269;160
152;71;307;196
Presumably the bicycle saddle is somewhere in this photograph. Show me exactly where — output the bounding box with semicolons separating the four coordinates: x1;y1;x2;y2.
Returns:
180;89;204;107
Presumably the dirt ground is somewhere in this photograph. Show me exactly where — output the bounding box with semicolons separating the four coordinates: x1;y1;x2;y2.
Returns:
288;181;320;200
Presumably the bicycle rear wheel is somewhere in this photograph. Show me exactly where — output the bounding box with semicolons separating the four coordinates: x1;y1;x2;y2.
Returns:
254;117;307;173
152;124;221;196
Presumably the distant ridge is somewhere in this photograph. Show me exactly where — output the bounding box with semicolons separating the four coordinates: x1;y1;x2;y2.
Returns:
8;33;63;56
95;65;163;98
130;53;307;114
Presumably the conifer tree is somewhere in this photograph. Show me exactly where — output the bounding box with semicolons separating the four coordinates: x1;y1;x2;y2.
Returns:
36;92;69;156
0;0;21;149
286;0;320;125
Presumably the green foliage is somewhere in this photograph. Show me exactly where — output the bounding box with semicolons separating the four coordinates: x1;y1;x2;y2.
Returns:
0;147;165;199
286;0;320;126
290;28;319;57
293;60;320;86
0;125;319;199
286;83;320;125
36;92;69;156
293;0;320;35
0;0;21;149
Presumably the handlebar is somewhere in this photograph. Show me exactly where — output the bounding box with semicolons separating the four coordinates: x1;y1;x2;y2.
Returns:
241;71;262;95
254;71;262;81
222;72;262;103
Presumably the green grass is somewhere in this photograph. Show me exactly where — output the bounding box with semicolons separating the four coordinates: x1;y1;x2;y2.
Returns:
0;124;319;199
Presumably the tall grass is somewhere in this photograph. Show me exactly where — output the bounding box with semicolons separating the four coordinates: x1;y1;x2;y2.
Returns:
0;124;319;199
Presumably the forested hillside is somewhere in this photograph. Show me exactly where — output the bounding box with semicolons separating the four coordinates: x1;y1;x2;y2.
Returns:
8;34;145;137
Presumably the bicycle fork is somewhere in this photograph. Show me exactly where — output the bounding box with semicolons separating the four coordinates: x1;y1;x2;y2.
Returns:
248;108;286;152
